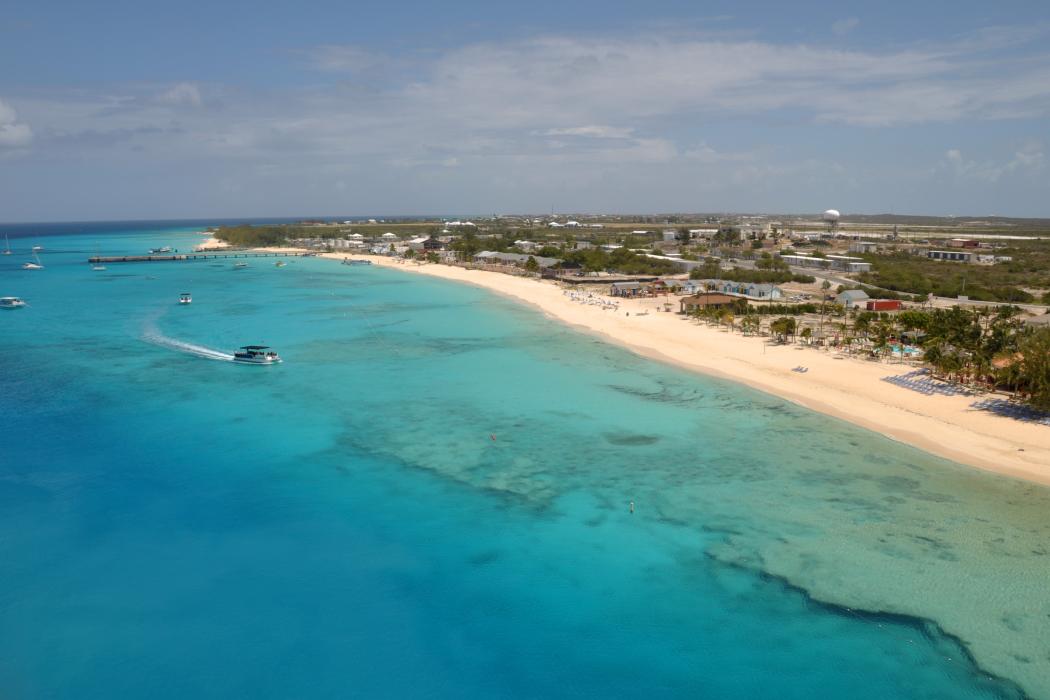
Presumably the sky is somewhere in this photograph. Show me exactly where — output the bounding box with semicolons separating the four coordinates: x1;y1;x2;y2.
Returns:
1;0;1049;221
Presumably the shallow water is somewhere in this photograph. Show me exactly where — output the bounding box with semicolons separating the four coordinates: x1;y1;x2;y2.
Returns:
1;225;1048;699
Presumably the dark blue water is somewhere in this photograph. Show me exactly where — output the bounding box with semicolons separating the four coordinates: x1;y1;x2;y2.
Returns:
1;223;1047;699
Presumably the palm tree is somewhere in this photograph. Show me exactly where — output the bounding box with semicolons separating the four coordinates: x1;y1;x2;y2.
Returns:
819;279;832;341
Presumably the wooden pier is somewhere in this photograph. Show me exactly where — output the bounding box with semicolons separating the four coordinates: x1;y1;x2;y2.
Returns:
87;251;316;264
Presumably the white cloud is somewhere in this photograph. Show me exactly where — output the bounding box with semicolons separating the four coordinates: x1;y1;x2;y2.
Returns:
306;45;385;73
6;26;1050;216
543;125;634;139
942;144;1045;182
0;99;32;148
158;82;202;107
831;18;860;36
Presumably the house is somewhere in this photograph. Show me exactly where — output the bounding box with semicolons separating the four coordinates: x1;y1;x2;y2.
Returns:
423;236;444;252
610;281;648;298
657;278;703;295
680;293;737;313
866;299;902;311
836;289;870;308
694;280;782;299
948;238;980;248
741;283;782;300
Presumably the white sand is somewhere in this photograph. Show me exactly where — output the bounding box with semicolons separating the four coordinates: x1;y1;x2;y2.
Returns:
320;254;1050;485
194;237;229;251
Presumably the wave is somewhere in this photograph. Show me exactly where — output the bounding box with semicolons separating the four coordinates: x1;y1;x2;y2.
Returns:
142;325;234;362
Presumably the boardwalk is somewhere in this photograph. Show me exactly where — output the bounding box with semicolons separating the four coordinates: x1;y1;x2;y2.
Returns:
87;252;315;264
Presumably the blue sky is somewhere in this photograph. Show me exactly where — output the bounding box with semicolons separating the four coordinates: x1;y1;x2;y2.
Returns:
1;0;1049;221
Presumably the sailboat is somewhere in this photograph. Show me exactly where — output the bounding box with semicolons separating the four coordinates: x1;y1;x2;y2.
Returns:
2;234;10;255
23;250;44;270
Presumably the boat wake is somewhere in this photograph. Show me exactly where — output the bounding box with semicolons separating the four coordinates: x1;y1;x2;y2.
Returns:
142;327;234;362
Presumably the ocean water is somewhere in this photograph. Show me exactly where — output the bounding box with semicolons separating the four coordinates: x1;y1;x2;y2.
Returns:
2;224;1049;699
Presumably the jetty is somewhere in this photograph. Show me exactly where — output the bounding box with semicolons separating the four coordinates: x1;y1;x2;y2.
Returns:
87;251;316;264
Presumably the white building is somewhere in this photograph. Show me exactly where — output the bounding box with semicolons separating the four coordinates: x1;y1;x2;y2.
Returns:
849;241;878;254
779;254;872;273
927;250;973;263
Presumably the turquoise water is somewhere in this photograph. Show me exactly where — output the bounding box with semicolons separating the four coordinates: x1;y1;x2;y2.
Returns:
889;343;923;357
2;225;1049;699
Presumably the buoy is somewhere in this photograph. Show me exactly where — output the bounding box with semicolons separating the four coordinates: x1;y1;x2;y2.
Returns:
629;501;635;514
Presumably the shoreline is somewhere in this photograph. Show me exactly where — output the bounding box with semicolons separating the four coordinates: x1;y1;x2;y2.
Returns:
317;253;1050;486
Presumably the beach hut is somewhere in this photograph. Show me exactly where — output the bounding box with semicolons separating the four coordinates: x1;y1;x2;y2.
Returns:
679;293;736;313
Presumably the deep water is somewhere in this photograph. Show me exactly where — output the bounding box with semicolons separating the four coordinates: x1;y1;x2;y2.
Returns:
2;225;1048;699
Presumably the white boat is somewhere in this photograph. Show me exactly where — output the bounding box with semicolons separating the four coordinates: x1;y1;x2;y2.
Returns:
149;246;173;254
32;245;43;252
234;262;249;268
341;258;373;266
23;252;43;270
179;292;192;305
0;296;26;309
2;234;10;255
274;261;286;268
93;264;107;271
233;345;281;364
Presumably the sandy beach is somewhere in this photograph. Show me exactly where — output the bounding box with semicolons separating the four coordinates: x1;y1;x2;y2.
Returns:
313;253;1050;485
194;236;229;251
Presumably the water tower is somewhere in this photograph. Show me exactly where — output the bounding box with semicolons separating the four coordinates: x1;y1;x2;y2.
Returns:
822;209;840;235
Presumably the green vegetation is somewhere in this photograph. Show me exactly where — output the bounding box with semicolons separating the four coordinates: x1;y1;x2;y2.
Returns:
689;258;814;284
858;245;1050;302
556;247;679;275
769;317;797;341
849;306;1048;409
215;224;294;247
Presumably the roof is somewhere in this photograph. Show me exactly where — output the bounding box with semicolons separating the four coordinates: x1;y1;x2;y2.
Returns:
681;292;737;304
474;251;560;267
837;290;870;301
241;345;270;350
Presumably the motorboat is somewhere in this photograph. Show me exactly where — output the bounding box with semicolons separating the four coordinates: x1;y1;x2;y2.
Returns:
274;261;286;268
32;245;43;252
233;346;281;364
179;292;192;305
341;258;373;266
0;296;26;309
149;246;173;254
234;262;249;268
93;264;107;271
